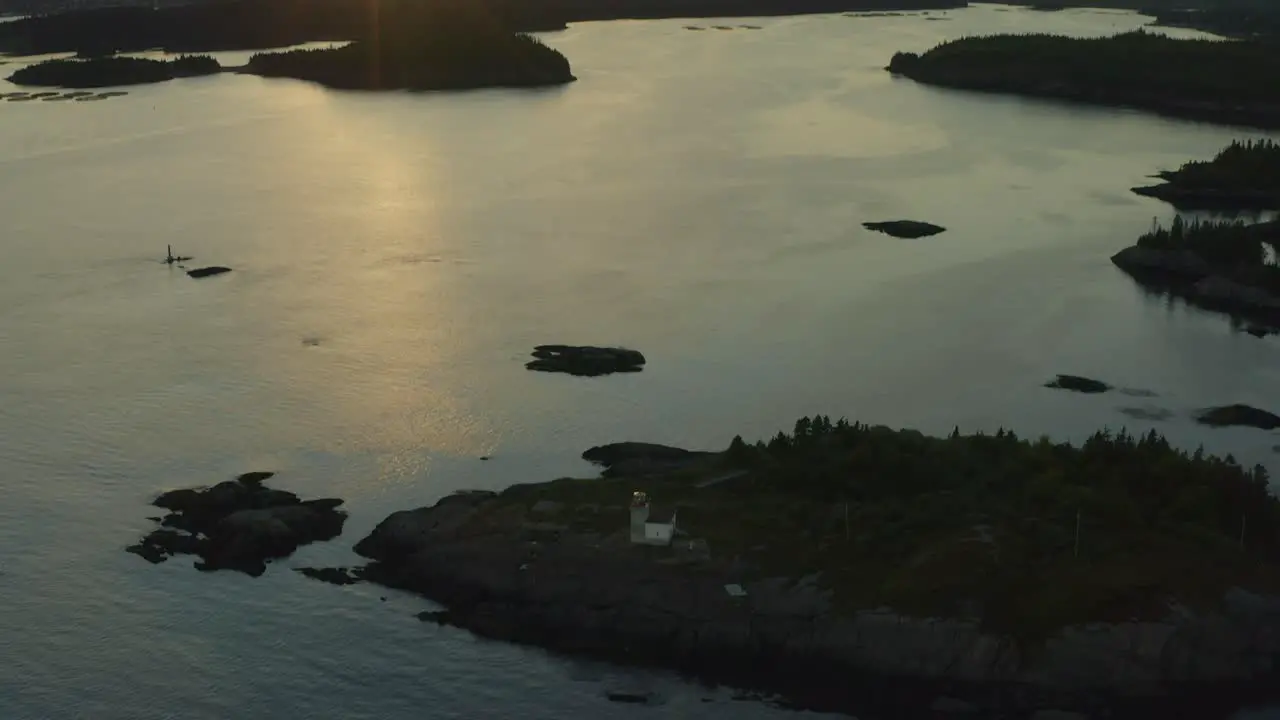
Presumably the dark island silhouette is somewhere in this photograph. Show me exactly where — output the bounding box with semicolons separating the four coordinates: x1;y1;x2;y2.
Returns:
242;4;573;91
1111;215;1280;325
887;30;1280;128
1145;5;1280;39
338;417;1280;719
0;0;966;58
1133;139;1280;210
4;3;575;91
8;55;219;88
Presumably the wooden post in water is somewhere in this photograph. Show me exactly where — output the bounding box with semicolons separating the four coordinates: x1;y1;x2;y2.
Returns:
1241;513;1247;551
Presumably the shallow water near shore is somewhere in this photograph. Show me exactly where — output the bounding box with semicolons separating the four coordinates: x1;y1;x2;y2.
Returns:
2;4;1280;719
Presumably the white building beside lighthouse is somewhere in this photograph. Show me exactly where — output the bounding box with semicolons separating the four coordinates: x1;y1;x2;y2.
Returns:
629;491;677;546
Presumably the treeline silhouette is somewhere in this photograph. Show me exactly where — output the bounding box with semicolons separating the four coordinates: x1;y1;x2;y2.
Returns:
1149;6;1280;39
1167;139;1280;192
0;0;965;57
8;55;220;87
1136;216;1280;282
722;415;1280;632
244;4;572;90
887;30;1280;128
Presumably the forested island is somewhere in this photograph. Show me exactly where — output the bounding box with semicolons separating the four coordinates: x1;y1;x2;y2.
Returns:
242;5;572;91
1133;139;1280;209
887;30;1280;128
1146;6;1280;39
7;55;219;88
0;0;965;57
1111;215;1280;322
349;418;1280;717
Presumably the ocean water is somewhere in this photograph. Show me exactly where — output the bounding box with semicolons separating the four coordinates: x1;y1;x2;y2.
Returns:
1;5;1278;719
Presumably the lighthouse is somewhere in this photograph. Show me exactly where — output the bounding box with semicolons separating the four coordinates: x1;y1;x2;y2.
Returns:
629;490;677;546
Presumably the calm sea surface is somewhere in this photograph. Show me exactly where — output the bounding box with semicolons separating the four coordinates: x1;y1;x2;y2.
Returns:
2;5;1279;719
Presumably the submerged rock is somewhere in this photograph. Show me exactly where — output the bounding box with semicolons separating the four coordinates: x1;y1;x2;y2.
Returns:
126;471;347;576
1044;375;1111;394
526;345;645;377
862;220;947;239
186;266;232;279
606;691;656;704
1195;404;1280;430
296;566;365;586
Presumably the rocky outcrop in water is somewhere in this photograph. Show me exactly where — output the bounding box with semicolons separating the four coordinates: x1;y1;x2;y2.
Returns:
351;490;1280;719
186;266;232;279
582;442;715;476
526;345;646;377
1043;375;1111;394
126;471;347;576
862;220;946;238
1195;404;1280;430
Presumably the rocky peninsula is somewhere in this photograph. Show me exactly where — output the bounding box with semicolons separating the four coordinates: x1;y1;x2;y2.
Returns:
887;30;1280;129
7;55;220;88
1132;139;1280;210
1111;216;1280;323
349;418;1280;718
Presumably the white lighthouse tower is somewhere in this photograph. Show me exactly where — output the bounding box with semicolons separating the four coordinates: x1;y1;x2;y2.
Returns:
630;491;650;543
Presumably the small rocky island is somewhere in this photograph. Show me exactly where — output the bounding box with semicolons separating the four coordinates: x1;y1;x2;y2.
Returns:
126;471;347;576
1195;404;1280;430
7;55;220;88
526;345;646;376
349;418;1280;718
887;30;1280;128
1132;139;1280;210
1111;215;1280;323
186;266;232;279
1043;374;1110;394
862;220;946;238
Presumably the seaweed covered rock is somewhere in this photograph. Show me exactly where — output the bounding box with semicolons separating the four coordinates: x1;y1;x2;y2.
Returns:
526;345;645;377
126;471;347;576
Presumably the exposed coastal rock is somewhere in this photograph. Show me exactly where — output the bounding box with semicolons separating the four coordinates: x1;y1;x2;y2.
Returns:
186;266;232;279
1043;375;1110;394
126;471;347;576
582;442;715;477
526;345;646;377
862;220;946;238
1195;404;1280;430
352;487;1280;718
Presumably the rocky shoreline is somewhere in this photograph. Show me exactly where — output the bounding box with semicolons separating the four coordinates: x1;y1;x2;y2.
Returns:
347;476;1280;719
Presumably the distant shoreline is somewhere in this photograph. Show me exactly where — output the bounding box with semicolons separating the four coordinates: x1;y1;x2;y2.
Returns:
0;0;967;58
